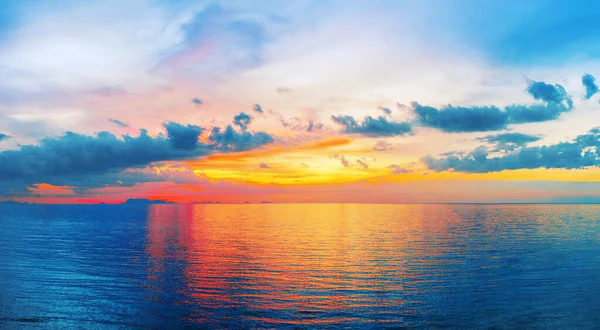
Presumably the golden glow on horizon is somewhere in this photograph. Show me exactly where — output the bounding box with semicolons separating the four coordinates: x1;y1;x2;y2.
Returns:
6;138;600;204
180;137;600;187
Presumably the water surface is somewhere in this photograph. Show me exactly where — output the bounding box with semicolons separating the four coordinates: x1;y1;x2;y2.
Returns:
1;204;599;328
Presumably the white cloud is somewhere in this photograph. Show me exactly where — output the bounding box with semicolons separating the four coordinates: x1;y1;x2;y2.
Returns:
0;0;189;92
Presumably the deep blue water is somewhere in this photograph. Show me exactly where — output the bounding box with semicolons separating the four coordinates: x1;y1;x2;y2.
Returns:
0;204;599;328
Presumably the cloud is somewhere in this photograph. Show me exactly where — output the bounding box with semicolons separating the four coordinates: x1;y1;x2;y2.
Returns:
233;112;252;130
192;98;204;106
280;116;326;133
269;108;327;133
477;132;542;152
526;80;572;105
506;80;573;123
412;80;574;132
439;151;465;157
422;127;600;173
90;86;127;97
26;183;75;196
305;121;325;132
356;159;369;169
331;115;412;137
0;120;273;184
0;127;205;182
411;103;509;132
0;161;211;198
259;162;269;168
253;104;263;113
389;164;413;174
160;3;268;75
329;153;351;167
378;106;392;116
0;133;10;141
0;1;185;93
582;74;598;100
208;125;274;152
504;103;570;124
297;138;352;151
276;87;292;94
108;118;129;128
373;140;392;151
163;122;203;150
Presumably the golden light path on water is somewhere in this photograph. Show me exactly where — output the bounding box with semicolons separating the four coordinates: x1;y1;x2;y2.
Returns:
142;204;600;327
0;204;599;328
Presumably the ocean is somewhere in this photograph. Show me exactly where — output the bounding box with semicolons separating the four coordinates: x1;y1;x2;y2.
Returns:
0;204;599;328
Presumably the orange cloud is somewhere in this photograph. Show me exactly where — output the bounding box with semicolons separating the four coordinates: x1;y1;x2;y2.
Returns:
202;137;353;162
297;137;353;151
26;183;76;196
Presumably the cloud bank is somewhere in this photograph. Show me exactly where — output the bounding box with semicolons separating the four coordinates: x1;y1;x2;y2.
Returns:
412;80;573;132
422;128;600;173
0;120;273;183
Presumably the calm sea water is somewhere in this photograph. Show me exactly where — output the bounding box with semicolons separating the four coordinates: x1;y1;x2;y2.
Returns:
0;204;599;329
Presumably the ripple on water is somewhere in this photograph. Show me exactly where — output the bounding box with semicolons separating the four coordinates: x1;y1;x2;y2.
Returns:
0;204;599;328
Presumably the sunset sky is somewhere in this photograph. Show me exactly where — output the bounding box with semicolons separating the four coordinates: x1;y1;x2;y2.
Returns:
2;0;600;203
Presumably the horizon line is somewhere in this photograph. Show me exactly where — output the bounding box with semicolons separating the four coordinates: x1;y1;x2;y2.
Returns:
2;201;600;206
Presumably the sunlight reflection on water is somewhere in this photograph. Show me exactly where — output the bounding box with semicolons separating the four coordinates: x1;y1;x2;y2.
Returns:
1;204;599;328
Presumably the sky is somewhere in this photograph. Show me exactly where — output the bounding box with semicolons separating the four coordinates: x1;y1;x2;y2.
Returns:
2;0;600;204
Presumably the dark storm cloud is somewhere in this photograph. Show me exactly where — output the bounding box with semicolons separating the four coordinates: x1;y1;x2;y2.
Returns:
412;80;574;132
0;133;10;141
582;74;598;100
233;112;252;130
331;115;412;137
422;127;600;173
192;98;204;106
